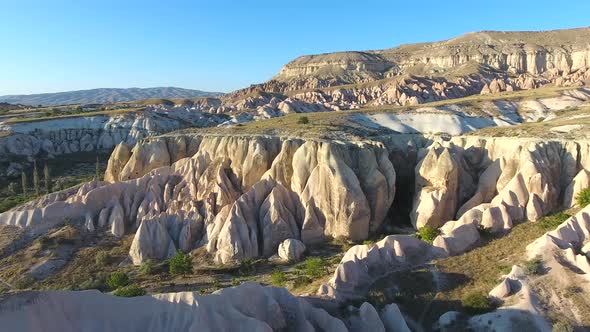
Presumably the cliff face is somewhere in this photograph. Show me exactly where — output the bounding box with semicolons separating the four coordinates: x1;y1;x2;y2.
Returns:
0;134;404;264
4;130;590;266
275;28;590;85
0;107;225;162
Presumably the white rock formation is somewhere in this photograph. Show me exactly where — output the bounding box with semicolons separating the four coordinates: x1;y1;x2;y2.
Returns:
0;283;349;332
277;238;306;261
318;235;446;301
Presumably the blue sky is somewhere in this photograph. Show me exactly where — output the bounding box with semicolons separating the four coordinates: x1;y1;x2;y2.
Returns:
1;0;588;95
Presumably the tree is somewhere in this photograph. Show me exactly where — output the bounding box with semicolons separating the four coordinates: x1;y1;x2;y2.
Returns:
44;164;51;193
33;161;40;196
169;250;193;275
21;171;27;195
95;155;100;181
7;182;19;195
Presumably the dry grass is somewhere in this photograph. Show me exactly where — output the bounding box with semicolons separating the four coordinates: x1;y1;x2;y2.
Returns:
364;209;576;326
470;103;590;139
4;107;144;124
176;86;583;140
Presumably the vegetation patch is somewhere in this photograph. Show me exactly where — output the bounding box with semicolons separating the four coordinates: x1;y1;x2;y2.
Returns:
461;291;494;315
297;116;309;124
169;251;193;275
540;212;571;230
302;257;327;279
576;188;590;208
95;250;112;266
523;256;543;275
112;284;146;297
417;226;441;244
270;269;287;287
106;271;130;289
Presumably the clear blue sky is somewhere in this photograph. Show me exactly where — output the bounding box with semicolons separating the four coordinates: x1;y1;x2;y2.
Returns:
1;0;588;95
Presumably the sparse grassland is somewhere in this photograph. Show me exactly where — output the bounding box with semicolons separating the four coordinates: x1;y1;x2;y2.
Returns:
3;107;143;123
0;151;109;213
175;86;587;141
365;209;577;327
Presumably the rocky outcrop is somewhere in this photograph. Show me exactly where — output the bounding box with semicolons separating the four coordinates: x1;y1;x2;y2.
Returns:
318;235;446;301
277;238;306;261
273;28;590;87
0;106;224;163
0;283;353;331
1;134;398;264
408;137;590;255
411;145;460;228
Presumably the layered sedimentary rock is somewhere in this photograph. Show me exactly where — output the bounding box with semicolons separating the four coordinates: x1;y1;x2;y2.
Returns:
274;28;590;86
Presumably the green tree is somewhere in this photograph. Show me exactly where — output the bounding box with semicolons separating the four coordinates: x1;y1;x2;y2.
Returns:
95;155;100;180
21;171;27;195
106;271;129;289
112;284;146;297
575;188;590;208
297;116;309;124
33;161;40;196
169;250;193;275
7;182;19;195
44;164;51;193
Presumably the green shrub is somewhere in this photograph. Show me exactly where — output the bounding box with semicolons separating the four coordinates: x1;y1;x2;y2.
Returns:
462;291;493;315
540;212;571;230
231;278;241;287
523;256;543;275
297;116;309;125
112;284;146;297
576;188;590;207
293;275;312;288
417;226;441;244
95;250;111;266
270;269;287;287
238;259;256;276
212;278;222;290
477;225;494;239
139;259;155;276
303;257;326;278
106;271;129;289
169;251;193;275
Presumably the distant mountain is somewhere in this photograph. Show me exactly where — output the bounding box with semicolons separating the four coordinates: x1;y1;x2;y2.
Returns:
0;87;223;106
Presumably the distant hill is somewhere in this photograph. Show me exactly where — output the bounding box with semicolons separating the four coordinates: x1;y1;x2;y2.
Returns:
0;87;223;106
0;102;27;111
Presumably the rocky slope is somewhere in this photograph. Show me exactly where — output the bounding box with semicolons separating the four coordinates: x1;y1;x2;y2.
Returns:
0;106;225;176
3;125;590;269
0;87;222;106
274;27;590;86
0;282;414;332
